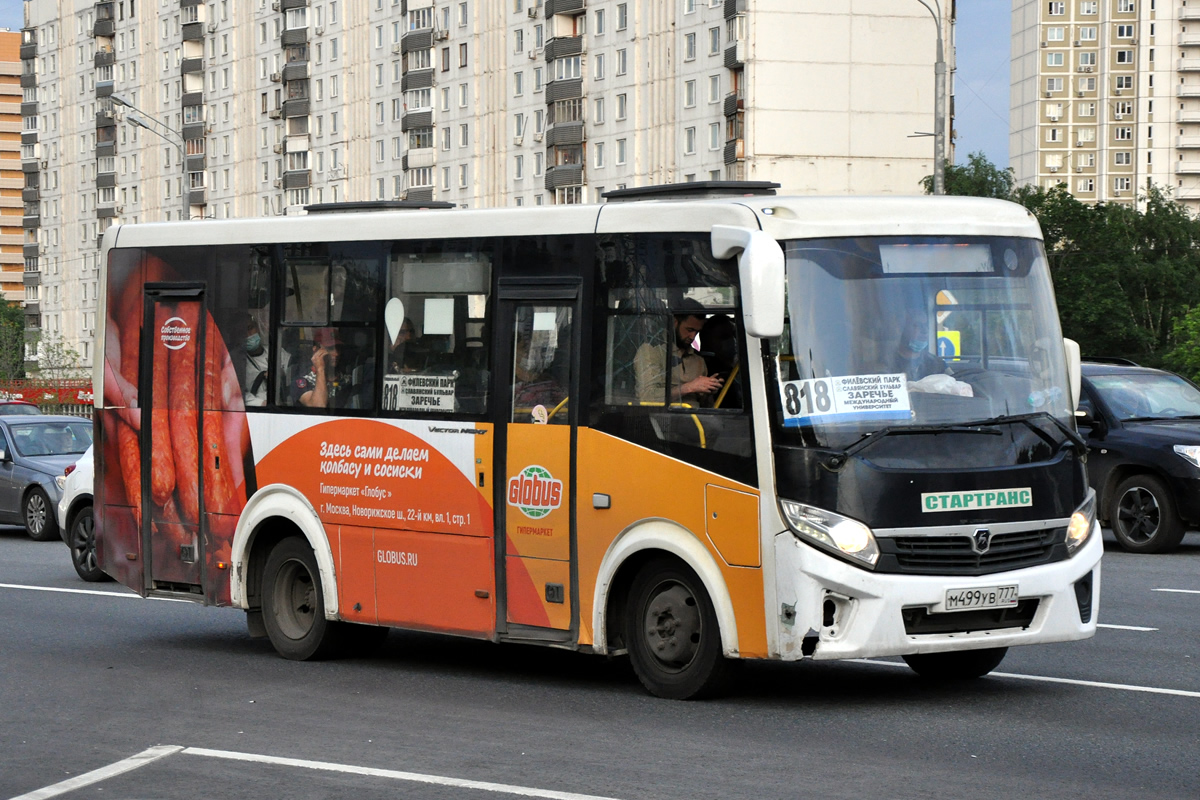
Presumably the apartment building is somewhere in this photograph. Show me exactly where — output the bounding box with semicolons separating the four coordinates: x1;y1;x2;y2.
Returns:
22;0;953;370
1013;0;1200;208
0;32;22;304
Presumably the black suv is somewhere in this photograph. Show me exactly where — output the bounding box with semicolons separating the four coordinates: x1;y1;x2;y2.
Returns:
1078;361;1200;553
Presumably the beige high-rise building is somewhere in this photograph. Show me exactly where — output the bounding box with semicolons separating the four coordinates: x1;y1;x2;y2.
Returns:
0;32;23;304
1012;0;1200;208
22;0;953;370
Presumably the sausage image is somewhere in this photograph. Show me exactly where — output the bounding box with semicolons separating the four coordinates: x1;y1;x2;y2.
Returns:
169;302;202;523
116;421;142;530
150;305;177;505
203;322;238;516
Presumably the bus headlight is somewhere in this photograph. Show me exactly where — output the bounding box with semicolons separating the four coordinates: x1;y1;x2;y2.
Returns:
1066;489;1097;555
779;499;879;568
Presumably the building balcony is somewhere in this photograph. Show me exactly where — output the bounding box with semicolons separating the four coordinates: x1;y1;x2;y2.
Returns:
403;29;433;52
19;37;36;61
20;101;36;117
96;82;113;98
97;172;116;188
282;62;310;81
724;93;744;117
93;19;115;38
186;154;206;172
546;78;583;103
546;121;584;147
97;205;118;219
22;213;39;229
21;188;37;203
282;98;310;118
1181;32;1200;47
1179;60;1200;72
95;111;116;128
1178;136;1200;148
544;36;583;62
181;57;204;74
545;0;585;17
724;0;747;18
94;49;115;67
282;170;310;190
544;164;583;189
182;21;205;41
281;27;308;46
23;271;38;288
724;139;745;164
401;110;433;131
1175;162;1200;174
281;0;307;8
725;41;745;69
1177;110;1200;123
188;189;206;207
182;122;206;140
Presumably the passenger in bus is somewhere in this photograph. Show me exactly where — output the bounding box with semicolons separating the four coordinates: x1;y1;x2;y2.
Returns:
385;317;422;374
294;328;352;408
512;335;567;421
635;298;724;407
875;311;949;383
244;314;269;407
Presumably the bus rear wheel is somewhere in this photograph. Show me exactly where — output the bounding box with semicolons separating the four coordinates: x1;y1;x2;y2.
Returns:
262;538;342;660
625;558;730;700
902;647;1008;680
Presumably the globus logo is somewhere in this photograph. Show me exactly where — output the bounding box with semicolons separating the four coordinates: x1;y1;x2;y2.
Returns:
507;465;562;519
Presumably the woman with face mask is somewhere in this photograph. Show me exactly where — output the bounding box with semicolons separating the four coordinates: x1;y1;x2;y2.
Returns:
881;310;948;382
243;314;270;407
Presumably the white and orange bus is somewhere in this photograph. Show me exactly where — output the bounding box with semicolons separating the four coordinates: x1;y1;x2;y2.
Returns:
95;185;1102;698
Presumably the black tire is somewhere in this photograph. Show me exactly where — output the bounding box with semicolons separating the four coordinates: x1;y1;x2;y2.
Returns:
625;558;731;700
262;537;343;660
68;506;111;582
903;647;1008;680
24;487;59;542
1109;474;1185;554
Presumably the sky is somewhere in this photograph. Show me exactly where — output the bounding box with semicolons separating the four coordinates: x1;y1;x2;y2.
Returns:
0;0;1011;169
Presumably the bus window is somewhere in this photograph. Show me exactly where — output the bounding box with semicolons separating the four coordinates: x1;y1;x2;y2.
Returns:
279;242;383;410
382;242;493;415
592;233;755;484
511;306;571;424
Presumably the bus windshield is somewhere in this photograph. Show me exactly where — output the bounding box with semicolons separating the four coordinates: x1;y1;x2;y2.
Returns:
774;235;1072;448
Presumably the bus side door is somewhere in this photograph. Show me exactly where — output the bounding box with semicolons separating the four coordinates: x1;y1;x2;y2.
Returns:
497;286;579;634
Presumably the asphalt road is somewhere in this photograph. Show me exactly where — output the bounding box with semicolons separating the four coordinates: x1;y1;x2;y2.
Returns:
2;526;1198;800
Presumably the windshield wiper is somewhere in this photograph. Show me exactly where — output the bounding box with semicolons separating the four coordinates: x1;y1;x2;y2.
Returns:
833;423;1004;466
960;411;1087;455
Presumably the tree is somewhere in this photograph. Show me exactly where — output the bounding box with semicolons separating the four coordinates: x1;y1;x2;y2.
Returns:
0;302;25;382
34;333;86;382
1164;307;1200;383
921;151;1016;199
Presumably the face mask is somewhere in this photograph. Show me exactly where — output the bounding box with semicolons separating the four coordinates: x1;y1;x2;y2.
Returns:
907;339;928;354
246;333;262;353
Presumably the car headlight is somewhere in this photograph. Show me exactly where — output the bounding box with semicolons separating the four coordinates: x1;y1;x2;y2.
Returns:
1066;488;1097;555
1173;444;1200;468
55;475;66;491
779;499;879;568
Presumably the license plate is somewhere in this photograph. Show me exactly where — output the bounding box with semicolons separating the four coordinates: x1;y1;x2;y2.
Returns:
944;585;1019;612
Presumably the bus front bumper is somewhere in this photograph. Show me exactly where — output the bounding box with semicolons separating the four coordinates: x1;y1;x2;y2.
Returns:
771;522;1103;661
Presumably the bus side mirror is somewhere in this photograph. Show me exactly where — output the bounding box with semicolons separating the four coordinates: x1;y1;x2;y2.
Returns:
711;225;785;339
1064;337;1081;413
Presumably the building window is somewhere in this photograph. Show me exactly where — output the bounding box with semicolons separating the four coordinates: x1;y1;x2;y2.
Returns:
594;141;605;168
595;9;605;34
514;71;524;96
1079;51;1096;67
1116;50;1133;63
1079;26;1097;41
1114;151;1131;165
1046;52;1063;67
1077;178;1094;192
709;27;720;55
616;138;627;164
1045;127;1061;142
1046;77;1063;93
459;123;469;146
709;122;720;149
594;97;605;123
617;3;627;30
555;56;581;80
1113;177;1131;192
616;49;627;76
1080;0;1097;12
1046;27;1064;41
1048;1;1064;14
684;33;696;60
1115;75;1133;90
594;53;605;79
1114;126;1132;140
616;93;627;119
684;127;696;155
1117;0;1134;11
1116;24;1134;38
459;43;468;67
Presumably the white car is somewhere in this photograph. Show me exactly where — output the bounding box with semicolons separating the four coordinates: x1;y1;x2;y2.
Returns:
57;445;108;582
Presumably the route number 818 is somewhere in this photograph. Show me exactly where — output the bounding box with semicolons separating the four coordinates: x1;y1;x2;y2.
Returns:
783;378;832;416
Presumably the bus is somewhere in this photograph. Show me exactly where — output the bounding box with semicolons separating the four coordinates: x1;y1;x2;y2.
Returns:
94;186;1102;699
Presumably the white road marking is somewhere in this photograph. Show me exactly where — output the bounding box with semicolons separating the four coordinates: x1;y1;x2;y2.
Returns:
854;659;1200;698
1153;588;1200;595
0;582;191;602
183;747;624;800
8;745;182;800
1097;623;1159;631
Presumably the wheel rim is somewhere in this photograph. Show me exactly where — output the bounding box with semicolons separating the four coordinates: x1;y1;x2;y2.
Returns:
1116;486;1161;544
641;580;702;673
272;558;318;640
71;514;97;574
25;493;46;536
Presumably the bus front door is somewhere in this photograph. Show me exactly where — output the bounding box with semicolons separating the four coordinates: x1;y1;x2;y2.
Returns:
142;292;205;592
499;293;578;634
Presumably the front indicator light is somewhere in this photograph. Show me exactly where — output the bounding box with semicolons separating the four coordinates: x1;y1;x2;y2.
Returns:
1173;444;1200;468
779;499;880;568
1066;489;1097;555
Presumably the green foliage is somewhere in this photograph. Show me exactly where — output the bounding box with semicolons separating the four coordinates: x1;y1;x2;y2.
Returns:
928;151;1200;366
0;302;25;382
34;333;86;382
921;151;1016;199
1164;307;1200;383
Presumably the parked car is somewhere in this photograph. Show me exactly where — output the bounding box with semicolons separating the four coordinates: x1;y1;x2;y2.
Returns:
0;415;93;541
0;400;41;415
57;445;107;582
1078;361;1200;553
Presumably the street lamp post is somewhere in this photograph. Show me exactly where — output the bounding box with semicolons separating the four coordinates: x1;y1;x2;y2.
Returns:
110;94;191;221
915;0;947;195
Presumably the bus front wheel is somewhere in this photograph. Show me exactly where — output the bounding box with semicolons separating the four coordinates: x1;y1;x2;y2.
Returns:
625;558;731;699
902;647;1008;680
262;537;341;661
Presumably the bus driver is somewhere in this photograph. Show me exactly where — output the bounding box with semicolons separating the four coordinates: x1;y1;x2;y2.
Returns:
635;298;724;407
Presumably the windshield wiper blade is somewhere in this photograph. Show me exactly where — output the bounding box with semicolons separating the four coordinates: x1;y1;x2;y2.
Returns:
961;411;1087;455
837;423;1003;464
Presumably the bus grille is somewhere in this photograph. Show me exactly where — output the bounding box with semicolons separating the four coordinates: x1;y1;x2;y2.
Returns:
877;528;1067;576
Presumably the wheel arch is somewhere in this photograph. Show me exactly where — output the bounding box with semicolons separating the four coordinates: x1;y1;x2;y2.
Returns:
1099;464;1172;522
230;484;339;620
592;519;739;658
